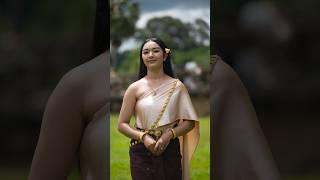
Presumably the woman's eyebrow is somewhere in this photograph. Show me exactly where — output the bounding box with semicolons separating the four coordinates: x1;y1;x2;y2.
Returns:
142;47;161;51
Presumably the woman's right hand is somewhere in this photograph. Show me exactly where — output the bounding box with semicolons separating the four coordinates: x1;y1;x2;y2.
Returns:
143;134;156;154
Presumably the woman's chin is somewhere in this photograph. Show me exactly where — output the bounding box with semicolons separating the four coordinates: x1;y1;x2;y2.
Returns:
146;63;162;69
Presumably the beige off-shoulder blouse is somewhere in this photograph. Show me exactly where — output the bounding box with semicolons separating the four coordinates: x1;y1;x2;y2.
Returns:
135;78;199;180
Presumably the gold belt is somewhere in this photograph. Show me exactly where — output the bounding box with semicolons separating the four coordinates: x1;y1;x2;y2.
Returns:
130;128;163;146
138;123;178;139
146;129;162;139
131;123;178;147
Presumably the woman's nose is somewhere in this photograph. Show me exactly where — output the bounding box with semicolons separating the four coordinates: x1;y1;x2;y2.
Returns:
148;51;154;57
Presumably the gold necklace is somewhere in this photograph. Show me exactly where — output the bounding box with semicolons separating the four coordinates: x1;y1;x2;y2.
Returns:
150;86;158;96
147;77;164;96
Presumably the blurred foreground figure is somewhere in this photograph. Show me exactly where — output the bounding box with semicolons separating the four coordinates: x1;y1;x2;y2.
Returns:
29;51;109;180
29;0;109;179
211;55;280;180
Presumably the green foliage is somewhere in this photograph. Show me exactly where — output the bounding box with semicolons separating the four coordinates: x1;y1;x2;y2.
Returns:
116;46;210;74
135;16;196;50
173;46;210;66
110;0;140;47
115;14;210;71
135;16;210;51
117;48;140;74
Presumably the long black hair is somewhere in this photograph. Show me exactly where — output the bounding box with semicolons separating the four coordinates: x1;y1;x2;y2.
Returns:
138;37;175;79
92;0;108;58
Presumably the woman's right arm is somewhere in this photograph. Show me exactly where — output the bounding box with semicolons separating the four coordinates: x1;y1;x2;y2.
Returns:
117;84;157;153
117;84;141;140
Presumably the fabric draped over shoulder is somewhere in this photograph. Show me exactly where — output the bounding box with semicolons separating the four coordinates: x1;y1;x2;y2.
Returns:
134;78;199;180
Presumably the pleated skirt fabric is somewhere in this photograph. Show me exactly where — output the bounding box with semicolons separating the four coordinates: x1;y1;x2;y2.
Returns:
129;138;182;180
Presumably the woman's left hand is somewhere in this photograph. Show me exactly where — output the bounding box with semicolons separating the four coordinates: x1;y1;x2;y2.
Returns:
154;130;173;156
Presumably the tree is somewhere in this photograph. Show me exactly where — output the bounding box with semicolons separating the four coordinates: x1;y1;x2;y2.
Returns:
110;0;139;66
194;18;210;45
135;16;209;51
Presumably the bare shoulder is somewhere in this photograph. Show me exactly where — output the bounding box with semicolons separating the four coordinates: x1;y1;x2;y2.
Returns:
58;51;108;88
52;51;108;119
211;58;244;90
127;78;144;91
70;51;107;81
125;78;145;98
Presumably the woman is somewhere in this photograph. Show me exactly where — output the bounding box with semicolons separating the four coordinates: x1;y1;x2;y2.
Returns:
118;38;200;180
28;0;109;179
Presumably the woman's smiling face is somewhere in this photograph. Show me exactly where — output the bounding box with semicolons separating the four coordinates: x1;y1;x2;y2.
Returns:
141;41;167;69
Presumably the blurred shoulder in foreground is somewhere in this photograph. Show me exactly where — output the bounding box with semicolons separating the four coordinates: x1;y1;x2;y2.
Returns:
210;55;280;180
29;51;109;180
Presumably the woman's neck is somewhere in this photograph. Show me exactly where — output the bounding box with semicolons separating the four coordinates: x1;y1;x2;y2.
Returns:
146;69;166;80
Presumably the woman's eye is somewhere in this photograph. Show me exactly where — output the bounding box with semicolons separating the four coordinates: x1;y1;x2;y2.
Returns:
143;51;148;54
153;50;160;53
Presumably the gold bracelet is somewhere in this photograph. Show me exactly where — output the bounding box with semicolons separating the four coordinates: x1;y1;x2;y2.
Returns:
170;128;176;139
139;132;147;142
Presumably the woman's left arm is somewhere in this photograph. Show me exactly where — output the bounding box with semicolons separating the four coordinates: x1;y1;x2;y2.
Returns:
171;120;195;138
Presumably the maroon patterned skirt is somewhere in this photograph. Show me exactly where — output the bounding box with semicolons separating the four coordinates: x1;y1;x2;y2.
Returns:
129;138;182;180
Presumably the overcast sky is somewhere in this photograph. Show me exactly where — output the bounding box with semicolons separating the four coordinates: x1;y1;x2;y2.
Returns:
136;0;210;27
118;0;210;51
137;0;210;12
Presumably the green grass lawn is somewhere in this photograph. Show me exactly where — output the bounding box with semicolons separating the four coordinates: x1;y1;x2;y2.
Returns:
110;114;210;179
